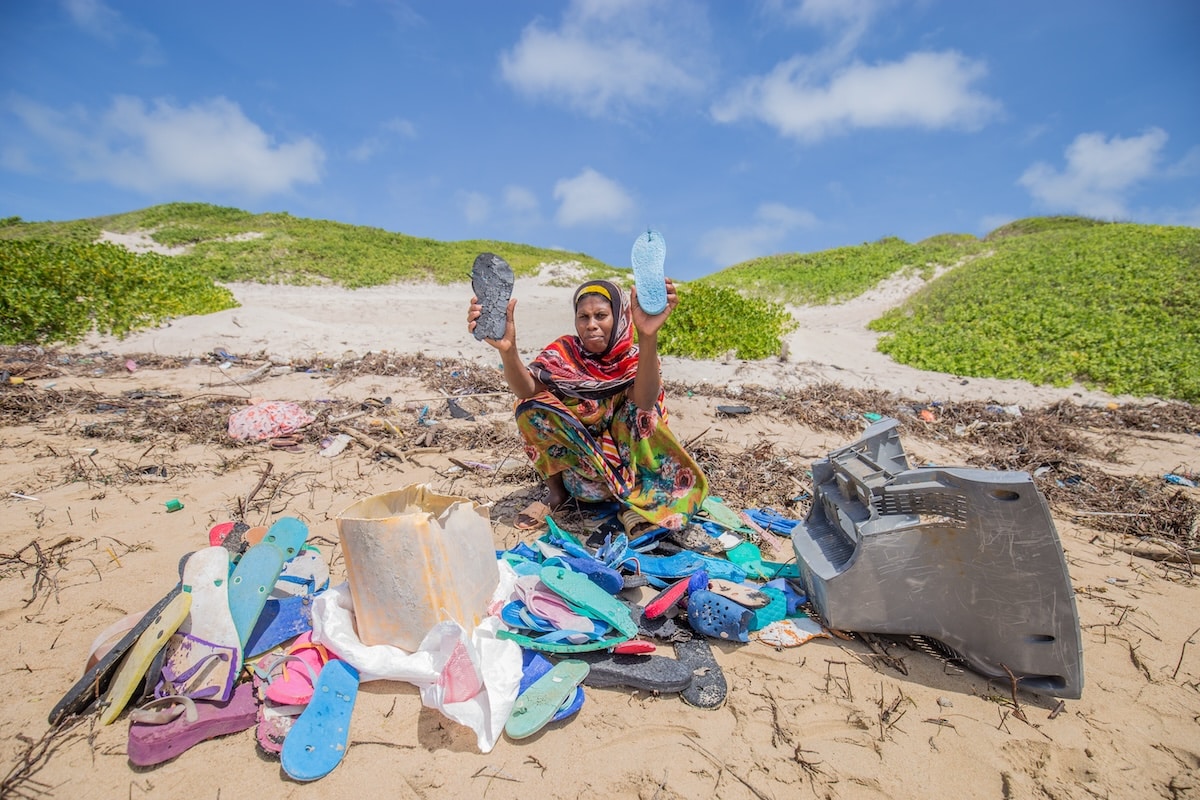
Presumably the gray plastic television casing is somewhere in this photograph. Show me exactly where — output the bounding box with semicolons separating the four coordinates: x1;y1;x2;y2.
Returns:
791;418;1084;698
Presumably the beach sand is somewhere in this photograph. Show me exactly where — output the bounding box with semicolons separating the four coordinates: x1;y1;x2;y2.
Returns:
1;252;1197;799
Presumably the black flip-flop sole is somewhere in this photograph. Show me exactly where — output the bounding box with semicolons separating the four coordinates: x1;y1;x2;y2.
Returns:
573;651;693;693
673;638;728;710
48;553;190;724
471;252;514;341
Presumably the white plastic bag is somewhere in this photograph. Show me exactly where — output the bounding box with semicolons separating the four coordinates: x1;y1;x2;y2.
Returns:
311;565;522;753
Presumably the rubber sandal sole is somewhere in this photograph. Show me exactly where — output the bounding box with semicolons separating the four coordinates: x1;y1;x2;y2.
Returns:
471;252;514;341
98;591;192;725
281;659;360;781
505;659;589;740
673;638;728;710
630;229;667;315
228;542;286;650
574;651;693;693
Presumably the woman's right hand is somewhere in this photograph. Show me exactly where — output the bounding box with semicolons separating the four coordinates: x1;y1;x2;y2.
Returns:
468;296;518;352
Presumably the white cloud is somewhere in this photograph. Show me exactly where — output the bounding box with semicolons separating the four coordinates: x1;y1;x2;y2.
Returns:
1018;128;1168;218
763;0;886;63
62;0;163;65
713;50;1000;142
504;185;539;215
460;190;490;224
347;117;417;162
697;202;818;266
553;167;634;228
498;0;707;117
8;95;323;196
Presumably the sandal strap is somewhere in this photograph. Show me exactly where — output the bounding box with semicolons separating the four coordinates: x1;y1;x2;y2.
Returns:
129;694;199;725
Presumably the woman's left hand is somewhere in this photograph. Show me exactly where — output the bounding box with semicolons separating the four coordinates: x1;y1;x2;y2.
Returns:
631;278;678;337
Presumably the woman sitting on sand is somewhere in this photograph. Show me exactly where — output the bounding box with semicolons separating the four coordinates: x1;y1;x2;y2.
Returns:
468;278;708;535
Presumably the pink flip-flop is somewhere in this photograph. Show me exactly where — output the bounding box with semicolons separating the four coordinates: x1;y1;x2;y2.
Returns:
261;632;331;706
512;575;593;633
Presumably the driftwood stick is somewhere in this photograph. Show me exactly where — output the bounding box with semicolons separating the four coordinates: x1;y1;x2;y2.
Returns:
336;426;411;463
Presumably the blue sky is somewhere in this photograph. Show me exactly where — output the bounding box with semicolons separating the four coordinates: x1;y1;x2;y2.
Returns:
2;0;1198;280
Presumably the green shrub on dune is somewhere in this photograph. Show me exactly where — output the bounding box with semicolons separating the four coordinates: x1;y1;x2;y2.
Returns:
704;234;986;306
869;223;1200;402
0;239;235;345
658;283;796;360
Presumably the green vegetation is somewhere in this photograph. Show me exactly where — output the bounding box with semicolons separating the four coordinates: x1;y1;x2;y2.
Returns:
703;234;986;305
658;283;796;360
0;239;235;345
4;204;1197;403
868;222;1200;402
1;202;616;287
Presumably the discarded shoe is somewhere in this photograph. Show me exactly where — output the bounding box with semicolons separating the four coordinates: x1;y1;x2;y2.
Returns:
245;594;316;659
515;500;552;531
673;638;727;710
686;589;752;643
519;650;583;723
163;547;241;701
706;579;770;609
281;659;360;781
575;651;693;694
263;632;331;706
630;229;668;315
228;542;286;650
127;682;258;767
505;659;589;740
270;549;329;599
98;592;192;726
471;252;515;341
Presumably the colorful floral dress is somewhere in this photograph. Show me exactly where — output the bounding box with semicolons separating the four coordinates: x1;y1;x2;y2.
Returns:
515;280;708;530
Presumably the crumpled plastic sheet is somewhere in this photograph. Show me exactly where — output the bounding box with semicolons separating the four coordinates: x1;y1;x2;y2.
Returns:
311;562;521;753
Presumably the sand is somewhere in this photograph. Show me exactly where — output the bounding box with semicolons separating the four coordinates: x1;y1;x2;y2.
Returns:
1;244;1198;799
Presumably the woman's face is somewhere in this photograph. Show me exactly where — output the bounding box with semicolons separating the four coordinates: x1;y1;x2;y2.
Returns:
575;294;614;354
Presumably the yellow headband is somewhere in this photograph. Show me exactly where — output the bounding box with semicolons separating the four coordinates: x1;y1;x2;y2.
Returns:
575;283;612;306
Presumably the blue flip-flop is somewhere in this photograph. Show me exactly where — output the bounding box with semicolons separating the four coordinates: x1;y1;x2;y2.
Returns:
263;516;308;561
281;659;360;782
228;541;286;650
631;229;668;315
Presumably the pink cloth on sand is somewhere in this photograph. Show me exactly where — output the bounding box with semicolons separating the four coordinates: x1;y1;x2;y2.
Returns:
228;401;314;441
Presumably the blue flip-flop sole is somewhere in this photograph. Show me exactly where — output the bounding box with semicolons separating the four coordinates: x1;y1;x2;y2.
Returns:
631;230;667;315
228;542;286;650
263;516;309;560
471;252;514;341
281;659;360;781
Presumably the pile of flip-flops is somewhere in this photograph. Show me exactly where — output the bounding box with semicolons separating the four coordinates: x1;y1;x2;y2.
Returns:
494;498;827;733
50;500;826;773
49;516;341;781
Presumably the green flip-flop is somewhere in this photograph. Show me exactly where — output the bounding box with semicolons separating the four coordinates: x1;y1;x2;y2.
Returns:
539;565;637;639
505;659;589;740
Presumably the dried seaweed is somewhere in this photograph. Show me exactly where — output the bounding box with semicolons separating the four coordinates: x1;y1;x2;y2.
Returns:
2;347;1197;552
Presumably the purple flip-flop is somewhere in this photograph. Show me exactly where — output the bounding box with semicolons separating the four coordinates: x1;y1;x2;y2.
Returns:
127;682;257;767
